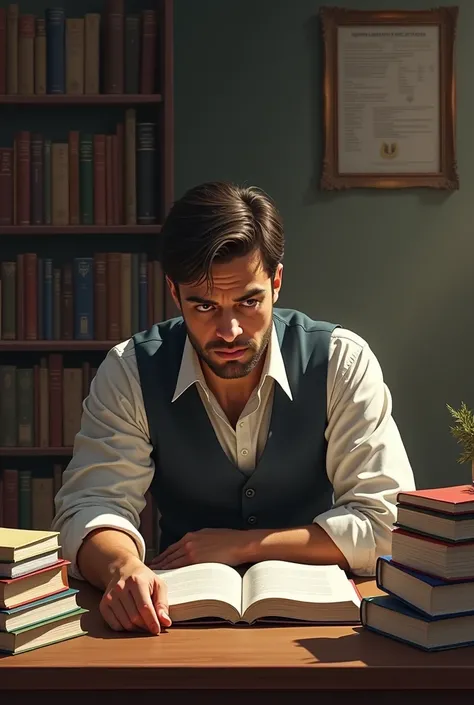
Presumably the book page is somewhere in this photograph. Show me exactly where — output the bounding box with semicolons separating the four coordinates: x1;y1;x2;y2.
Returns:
153;562;243;614
242;560;360;613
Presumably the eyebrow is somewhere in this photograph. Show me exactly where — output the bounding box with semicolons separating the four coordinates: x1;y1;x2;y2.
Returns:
185;286;267;306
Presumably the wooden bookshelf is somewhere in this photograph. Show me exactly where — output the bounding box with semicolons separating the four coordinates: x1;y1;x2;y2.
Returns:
0;225;162;235
0;340;118;351
0;0;174;549
0;447;73;457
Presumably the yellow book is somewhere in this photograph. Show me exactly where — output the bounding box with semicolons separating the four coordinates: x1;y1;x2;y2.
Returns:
0;528;59;563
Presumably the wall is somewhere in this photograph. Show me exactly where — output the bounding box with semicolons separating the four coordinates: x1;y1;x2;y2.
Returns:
174;0;474;489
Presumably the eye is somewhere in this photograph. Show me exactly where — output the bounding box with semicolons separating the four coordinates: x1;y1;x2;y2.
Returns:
241;299;259;308
195;303;215;313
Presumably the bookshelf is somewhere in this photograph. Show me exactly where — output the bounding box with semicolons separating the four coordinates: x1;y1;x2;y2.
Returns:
0;0;173;558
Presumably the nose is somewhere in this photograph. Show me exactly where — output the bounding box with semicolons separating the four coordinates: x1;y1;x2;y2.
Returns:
215;314;243;343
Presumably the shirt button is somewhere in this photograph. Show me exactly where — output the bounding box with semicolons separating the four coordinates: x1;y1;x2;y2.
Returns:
245;488;255;498
241;448;248;456
239;421;245;428
247;515;257;525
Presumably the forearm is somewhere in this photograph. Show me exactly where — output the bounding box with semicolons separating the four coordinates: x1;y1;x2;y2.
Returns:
77;528;143;590
241;524;350;571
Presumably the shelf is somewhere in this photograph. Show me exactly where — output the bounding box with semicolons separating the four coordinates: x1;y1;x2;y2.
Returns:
0;341;118;351
0;94;162;105
0;447;73;456
0;225;162;235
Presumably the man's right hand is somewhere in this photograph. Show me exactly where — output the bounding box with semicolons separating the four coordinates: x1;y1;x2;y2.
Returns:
99;556;172;635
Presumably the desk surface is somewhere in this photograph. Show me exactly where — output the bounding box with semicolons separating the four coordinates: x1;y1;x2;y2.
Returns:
1;576;474;691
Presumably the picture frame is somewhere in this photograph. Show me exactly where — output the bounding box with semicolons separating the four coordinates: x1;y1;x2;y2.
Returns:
319;6;459;190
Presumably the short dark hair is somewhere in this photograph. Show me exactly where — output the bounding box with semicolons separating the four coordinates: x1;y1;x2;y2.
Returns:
159;181;284;287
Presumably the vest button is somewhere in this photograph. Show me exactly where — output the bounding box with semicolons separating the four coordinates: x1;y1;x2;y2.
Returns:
247;515;257;525
245;488;255;498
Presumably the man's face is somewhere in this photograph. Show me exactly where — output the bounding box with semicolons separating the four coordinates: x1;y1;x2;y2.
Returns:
168;252;283;380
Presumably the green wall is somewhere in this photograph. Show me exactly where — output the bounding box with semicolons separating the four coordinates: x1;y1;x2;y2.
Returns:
174;0;474;490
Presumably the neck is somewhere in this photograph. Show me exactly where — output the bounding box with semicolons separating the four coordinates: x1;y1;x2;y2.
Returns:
201;356;266;427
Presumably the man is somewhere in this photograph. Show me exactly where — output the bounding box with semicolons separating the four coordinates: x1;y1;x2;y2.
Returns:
52;181;415;636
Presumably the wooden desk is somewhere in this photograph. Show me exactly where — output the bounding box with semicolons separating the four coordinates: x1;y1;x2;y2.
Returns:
1;577;474;704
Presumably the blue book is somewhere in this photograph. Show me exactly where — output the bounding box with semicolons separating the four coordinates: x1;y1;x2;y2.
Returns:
361;594;474;651
376;555;474;618
73;258;94;340
45;8;65;94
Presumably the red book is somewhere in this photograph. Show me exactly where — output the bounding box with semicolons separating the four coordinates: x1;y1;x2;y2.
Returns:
24;252;37;340
68;130;80;225
15;130;30;225
48;354;63;447
93;134;106;226
140;10;157;94
0;147;13;224
398;485;474;515
0;560;70;609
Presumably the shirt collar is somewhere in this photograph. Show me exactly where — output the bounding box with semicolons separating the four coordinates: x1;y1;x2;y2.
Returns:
172;323;293;403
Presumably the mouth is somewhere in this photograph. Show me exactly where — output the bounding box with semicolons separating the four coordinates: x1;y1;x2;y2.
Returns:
212;348;249;361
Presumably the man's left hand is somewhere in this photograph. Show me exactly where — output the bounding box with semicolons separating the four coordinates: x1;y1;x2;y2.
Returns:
148;528;250;570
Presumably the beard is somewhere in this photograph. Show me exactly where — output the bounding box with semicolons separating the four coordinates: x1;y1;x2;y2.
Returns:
186;320;273;380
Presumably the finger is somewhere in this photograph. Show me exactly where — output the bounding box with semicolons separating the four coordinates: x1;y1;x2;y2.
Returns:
153;541;180;563
151;578;172;627
108;599;135;631
119;589;148;631
152;546;188;569
130;581;162;634
100;603;123;631
155;554;189;570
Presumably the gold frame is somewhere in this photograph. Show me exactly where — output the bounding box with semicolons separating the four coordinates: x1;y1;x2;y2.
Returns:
320;6;459;190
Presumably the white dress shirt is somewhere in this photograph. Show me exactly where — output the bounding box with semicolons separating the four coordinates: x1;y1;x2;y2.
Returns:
52;322;416;579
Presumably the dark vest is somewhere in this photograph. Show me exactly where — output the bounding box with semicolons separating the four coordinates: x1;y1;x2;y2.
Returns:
133;308;339;553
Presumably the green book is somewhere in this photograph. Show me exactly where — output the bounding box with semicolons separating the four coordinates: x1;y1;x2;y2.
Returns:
0;607;87;655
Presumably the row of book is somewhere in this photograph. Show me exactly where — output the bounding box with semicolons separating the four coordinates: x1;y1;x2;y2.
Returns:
0;4;157;96
0;253;165;341
361;483;474;651
0;527;86;654
0;357;96;448
0;467;159;561
0;110;157;226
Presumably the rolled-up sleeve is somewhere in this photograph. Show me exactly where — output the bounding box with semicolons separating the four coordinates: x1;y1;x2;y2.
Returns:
52;341;154;580
313;330;416;576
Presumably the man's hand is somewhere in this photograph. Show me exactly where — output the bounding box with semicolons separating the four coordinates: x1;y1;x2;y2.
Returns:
100;556;172;634
149;528;248;570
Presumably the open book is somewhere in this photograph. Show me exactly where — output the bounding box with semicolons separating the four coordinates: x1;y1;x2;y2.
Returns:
153;560;361;625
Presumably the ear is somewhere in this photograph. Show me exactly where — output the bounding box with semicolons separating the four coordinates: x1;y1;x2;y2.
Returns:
272;263;283;304
166;276;181;311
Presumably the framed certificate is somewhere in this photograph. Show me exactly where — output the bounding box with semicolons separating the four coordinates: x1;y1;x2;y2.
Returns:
320;7;458;190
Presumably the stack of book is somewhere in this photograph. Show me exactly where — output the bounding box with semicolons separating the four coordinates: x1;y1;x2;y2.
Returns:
0;527;86;655
361;484;474;651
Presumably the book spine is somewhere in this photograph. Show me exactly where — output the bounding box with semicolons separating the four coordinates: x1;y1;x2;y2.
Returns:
0;148;13;224
66;18;84;94
105;134;114;224
17;367;34;447
16;253;24;339
73;257;94;340
1;261;16;339
125;108;136;224
18;469;32;529
0;365;17;445
68;131;80;225
140;10;157;94
93;252;107;340
34;18;46;94
18;13;34;95
62;368;83;446
43;258;53;340
104;0;124;94
2;468;18;528
16;130;30;225
0;8;6;95
6;4;19;95
136;122;156;224
61;263;73;340
125;15;140;94
30;133;44;225
120;252;132;338
147;260;154;328
53;267;61;339
51;142;69;225
139;252;148;330
39;357;49;446
49;353;63;446
106;252;121;339
24;252;37;340
93;134;106;225
84;13;100;94
37;257;43;338
131;253;139;333
79;134;94;224
32;476;54;531
46;8;65;94
43;139;52;224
